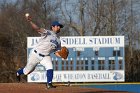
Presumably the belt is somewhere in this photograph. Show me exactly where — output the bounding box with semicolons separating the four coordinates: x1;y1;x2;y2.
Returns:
34;50;45;57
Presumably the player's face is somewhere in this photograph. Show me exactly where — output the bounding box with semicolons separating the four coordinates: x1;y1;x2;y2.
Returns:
52;25;61;33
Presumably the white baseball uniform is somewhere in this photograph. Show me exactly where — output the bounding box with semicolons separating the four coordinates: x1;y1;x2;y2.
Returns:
23;29;61;75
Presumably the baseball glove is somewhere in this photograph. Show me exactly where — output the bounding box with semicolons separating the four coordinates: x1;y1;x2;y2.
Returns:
57;46;69;59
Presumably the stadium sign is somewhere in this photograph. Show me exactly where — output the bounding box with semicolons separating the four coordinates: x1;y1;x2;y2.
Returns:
27;36;125;82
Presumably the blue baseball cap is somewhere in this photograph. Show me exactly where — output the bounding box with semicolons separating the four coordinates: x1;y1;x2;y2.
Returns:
51;21;63;28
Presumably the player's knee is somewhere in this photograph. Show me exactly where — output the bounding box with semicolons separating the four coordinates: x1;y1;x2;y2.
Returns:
23;69;30;75
23;72;28;75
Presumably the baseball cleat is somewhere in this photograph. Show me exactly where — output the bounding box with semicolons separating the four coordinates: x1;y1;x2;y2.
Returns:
16;73;20;82
46;83;56;89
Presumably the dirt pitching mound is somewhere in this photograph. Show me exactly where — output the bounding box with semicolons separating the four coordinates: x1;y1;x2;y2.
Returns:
0;83;131;93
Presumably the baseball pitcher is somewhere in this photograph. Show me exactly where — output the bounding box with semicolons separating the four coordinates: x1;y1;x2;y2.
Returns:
16;13;69;89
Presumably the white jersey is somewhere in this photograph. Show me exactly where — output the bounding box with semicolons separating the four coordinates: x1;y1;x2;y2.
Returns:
33;29;61;56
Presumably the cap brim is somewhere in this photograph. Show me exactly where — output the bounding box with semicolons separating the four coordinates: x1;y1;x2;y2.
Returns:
59;24;64;28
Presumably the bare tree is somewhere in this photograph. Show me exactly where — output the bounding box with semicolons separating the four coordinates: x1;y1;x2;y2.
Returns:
0;0;63;82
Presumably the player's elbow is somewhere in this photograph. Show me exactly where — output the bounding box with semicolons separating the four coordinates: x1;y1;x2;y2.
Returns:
37;28;45;33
